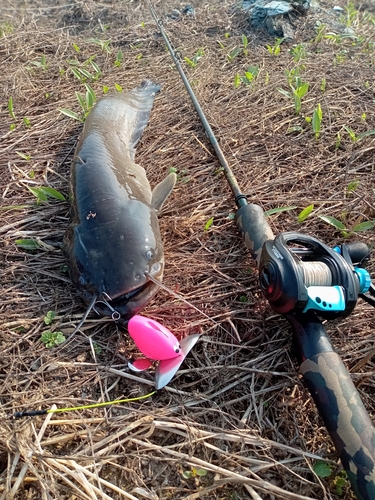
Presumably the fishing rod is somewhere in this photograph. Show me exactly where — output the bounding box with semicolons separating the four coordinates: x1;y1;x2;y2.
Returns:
146;2;375;499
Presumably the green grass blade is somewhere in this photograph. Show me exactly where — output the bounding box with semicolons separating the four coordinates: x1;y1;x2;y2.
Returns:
15;239;41;250
264;206;297;216
58;108;83;122
297;204;314;222
318;215;346;230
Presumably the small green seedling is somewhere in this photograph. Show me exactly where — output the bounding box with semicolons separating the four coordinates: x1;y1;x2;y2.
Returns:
8;97;15;119
312;103;323;139
289;43;307;62
298;204;314;222
15;239;41;250
319;215;374;238
87;38;111;53
264;206;297;216
168;167;177;174
204;217;214;231
16;151;31;160
44;310;56;325
182;467;207;479
278;76;309;114
41;331;66;348
59;83;97;122
26;54;48;71
314;23;327;44
114;50;123;67
313;461;331;478
347;179;359;193
72;43;80;53
313;461;349;496
184;48;204;68
115;83;123;92
23;117;32;127
343;126;375;143
266;37;283;56
321;77;327;91
227;47;242;62
27;185;65;204
235;65;259;87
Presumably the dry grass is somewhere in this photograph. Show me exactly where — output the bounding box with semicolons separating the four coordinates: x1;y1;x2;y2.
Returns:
1;0;375;498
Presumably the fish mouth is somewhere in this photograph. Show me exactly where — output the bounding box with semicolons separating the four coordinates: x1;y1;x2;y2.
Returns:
87;279;160;321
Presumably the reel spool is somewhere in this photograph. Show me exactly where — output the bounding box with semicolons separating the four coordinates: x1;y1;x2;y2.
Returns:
258;232;371;318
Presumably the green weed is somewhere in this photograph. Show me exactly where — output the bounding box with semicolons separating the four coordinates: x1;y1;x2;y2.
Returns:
314;23;327;44
313;461;350;496
204;217;214;231
298;204;314;222
26;185;65;204
266;37;283;56
182;467;207;479
87;38;111;53
15;239;41;250
0;21;13;37
289;43;307;62
114;50;123;67
278;76;309;114
264;206;297;216
234;65;259;87
312;103;323;139
26;54;48;71
319;215;374;237
184;48;204;67
8;97;15;119
59;83;97;122
41;331;66;348
44;310;56;325
16;151;31;160
23;117;32;127
341;1;358;27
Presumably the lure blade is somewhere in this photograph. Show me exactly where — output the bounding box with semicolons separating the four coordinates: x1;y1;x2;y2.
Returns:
128;315;181;360
155;333;201;389
128;358;153;372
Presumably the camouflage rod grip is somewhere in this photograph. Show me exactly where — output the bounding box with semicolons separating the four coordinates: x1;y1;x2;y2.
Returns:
235;203;275;268
289;313;375;500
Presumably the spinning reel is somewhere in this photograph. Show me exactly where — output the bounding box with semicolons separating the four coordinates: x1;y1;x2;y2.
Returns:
259;233;372;318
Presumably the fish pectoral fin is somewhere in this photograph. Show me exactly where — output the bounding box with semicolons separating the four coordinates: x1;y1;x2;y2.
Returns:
151;172;177;212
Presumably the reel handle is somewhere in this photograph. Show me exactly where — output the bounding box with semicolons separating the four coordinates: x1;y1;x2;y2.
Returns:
289;312;375;500
235;203;274;268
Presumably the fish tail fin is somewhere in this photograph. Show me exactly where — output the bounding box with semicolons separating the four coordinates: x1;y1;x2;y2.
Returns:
129;80;161;159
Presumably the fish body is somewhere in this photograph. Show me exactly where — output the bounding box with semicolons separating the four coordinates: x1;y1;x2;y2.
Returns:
64;81;176;319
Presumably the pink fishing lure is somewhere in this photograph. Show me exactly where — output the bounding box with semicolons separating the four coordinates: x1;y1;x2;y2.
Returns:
128;315;181;360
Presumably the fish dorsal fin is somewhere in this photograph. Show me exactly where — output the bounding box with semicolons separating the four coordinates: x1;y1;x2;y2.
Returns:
151;173;177;212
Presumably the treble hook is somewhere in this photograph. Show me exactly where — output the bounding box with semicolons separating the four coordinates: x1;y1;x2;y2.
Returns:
94;293;121;322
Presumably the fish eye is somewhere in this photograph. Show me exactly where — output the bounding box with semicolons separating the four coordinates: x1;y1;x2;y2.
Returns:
146;249;154;260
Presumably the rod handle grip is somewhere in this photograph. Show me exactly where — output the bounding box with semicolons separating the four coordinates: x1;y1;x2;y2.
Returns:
235;203;274;268
301;351;375;500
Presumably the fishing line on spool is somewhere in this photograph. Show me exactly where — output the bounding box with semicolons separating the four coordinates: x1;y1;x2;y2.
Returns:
300;261;332;287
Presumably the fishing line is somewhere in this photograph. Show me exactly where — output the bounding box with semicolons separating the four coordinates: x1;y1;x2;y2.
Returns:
10;390;156;419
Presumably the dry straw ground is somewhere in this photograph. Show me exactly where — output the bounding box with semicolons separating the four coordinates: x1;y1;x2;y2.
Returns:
1;0;375;498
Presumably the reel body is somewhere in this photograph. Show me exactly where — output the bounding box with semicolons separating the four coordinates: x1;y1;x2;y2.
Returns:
259;232;371;318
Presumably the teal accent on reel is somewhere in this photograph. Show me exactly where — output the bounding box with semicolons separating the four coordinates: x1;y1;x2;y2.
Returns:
303;286;346;313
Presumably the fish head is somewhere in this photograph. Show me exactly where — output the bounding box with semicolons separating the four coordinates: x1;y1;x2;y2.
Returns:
64;203;165;320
